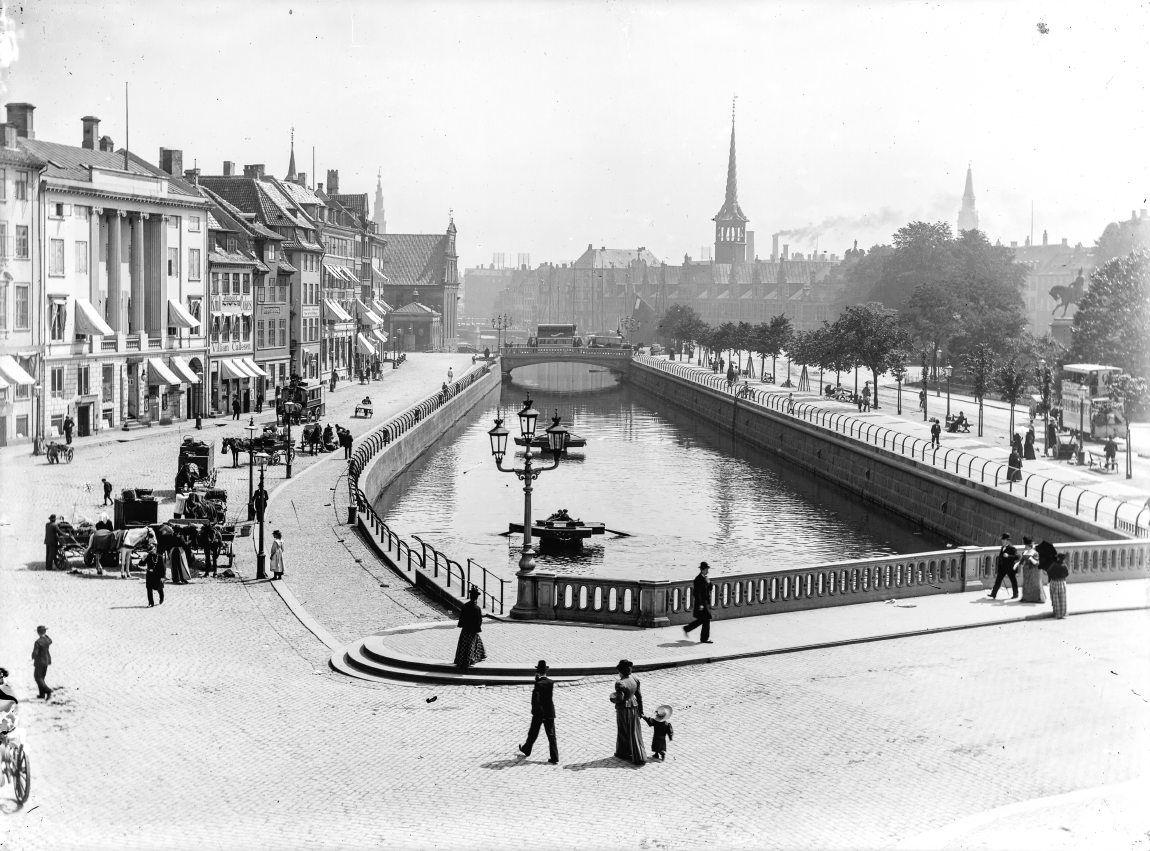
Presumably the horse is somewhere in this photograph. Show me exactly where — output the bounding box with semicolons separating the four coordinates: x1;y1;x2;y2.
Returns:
1049;269;1086;318
221;436;249;467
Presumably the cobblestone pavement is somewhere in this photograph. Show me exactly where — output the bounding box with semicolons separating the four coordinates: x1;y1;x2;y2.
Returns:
4;353;1149;849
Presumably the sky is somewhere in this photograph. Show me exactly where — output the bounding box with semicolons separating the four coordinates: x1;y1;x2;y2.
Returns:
3;0;1148;268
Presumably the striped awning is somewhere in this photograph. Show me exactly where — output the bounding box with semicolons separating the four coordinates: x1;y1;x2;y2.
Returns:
0;355;36;386
218;359;250;381
372;329;389;345
356;333;376;356
147;357;181;385
74;297;114;336
323;299;353;323
240;357;270;380
355;299;384;326
167;299;200;330
169;356;200;384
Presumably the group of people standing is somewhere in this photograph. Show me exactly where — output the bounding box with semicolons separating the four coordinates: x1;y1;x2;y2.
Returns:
989;532;1070;618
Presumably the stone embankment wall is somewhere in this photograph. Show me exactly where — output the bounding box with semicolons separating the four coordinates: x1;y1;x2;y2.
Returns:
627;361;1121;546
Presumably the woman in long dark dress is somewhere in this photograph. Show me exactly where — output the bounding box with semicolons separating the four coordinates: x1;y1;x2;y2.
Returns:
453;586;486;669
1024;429;1036;460
610;659;646;765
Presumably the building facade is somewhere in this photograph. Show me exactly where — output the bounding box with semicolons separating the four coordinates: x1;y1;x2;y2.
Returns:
376;218;460;351
13;105;209;443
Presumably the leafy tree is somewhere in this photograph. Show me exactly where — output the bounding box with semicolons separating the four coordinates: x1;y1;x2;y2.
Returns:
962;343;997;436
1068;251;1150;377
714;321;737;368
656;304;703;360
889;350;909;413
830;304;911;409
1095;217;1150;265
996;357;1029;438
868;221;957;308
734;321;754;374
1110;374;1150;426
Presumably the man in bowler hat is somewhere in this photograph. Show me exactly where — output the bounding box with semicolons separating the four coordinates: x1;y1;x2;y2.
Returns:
683;561;714;643
518;660;558;764
989;533;1019;599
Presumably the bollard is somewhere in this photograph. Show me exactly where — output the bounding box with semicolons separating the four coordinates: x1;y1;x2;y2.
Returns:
347;505;358;524
195;415;203;430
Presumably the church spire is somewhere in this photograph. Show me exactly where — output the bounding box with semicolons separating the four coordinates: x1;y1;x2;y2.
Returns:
286;127;297;181
957;162;979;232
713;97;748;264
372;168;386;233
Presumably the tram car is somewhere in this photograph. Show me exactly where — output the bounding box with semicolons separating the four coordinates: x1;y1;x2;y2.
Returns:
1059;363;1126;440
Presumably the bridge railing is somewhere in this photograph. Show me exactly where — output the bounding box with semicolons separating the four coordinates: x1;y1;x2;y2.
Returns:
523;539;1150;626
347;362;505;613
503;346;633;358
635;355;1150;538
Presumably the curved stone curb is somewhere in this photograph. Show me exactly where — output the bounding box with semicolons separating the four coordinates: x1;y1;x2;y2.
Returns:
330;602;1150;686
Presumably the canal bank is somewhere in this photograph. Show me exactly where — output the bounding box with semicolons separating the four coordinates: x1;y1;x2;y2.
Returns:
627;357;1128;545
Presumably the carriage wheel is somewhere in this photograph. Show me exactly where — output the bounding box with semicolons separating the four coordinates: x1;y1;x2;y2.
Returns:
64;448;74;463
12;745;30;804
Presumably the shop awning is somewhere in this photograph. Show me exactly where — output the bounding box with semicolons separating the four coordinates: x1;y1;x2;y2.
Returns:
74;297;114;336
356;333;376;356
0;354;36;386
372;298;393;316
323;299;353;323
355;299;384;326
240;357;270;380
218;359;250;381
147;357;182;386
168;299;200;330
372;329;389;345
169;356;200;384
0;371;8;389
341;266;361;284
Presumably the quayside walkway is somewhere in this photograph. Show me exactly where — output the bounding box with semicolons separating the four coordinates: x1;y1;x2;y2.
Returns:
332;577;1150;685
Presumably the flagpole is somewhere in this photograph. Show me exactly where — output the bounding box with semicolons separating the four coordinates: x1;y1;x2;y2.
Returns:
123;82;129;170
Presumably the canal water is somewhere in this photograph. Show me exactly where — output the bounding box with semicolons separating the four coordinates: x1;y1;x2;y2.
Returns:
372;363;945;583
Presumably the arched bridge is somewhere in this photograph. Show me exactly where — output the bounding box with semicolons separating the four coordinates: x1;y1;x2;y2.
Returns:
500;346;633;377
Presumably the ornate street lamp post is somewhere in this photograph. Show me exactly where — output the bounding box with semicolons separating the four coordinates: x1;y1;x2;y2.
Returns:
244;418;257;521
491;313;513;351
487;399;569;579
942;363;953;421
920;350;929;423
252;451;269;579
892;362;907;415
1038;358;1051;457
282;401;298;478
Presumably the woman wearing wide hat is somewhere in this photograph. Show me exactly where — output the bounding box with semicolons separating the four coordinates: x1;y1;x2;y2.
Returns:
610;659;646;765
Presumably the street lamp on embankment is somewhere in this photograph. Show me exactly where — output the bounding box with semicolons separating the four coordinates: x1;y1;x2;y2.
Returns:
487;398;569;618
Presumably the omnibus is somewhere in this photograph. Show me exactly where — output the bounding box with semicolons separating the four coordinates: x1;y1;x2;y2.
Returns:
530;324;579;348
1059;363;1126;439
586;332;626;349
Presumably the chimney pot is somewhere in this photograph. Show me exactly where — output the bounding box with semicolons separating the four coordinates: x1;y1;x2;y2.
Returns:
223;161;235;176
81;116;100;149
158;148;183;177
316;182;324;194
5;102;34;139
296;171;307;187
243;164;265;179
98;135;115;153
326;168;339;194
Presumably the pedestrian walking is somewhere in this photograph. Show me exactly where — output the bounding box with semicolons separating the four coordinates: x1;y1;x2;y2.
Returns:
199;521;221;576
683;561;713;643
1046;420;1058;457
1007;448;1023;482
1024;429;1036;461
1037;542;1069;618
232;395;241;421
269;530;285;580
447;367;454;382
63;414;74;445
453;586;486;670
642;705;674;761
338;425;353;459
610;659;646;765
255;393;264;414
918;388;927;412
31;626;52;700
329;369;338;393
517;660;558;764
1104;436;1118;471
988;533;1018;599
862;381;872;412
44;514;60;571
930;418;941;448
145;550;165;607
1018;536;1045;603
101;477;113;506
1011;432;1024;458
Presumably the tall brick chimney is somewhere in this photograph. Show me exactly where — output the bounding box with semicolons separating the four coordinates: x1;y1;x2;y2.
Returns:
243;164;265;179
326;169;339;194
82;116;100;150
223;161;235;176
5;102;34;139
296;172;307;187
99;135;115;152
158;148;184;176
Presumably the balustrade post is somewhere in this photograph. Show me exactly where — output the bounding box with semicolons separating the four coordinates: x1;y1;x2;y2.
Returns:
637;581;671;627
957;546;985;591
510;571;556;620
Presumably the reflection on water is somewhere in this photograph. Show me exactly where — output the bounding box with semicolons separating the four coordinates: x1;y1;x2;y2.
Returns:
373;363;944;583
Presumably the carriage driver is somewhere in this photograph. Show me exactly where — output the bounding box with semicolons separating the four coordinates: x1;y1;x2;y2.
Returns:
0;667;19;767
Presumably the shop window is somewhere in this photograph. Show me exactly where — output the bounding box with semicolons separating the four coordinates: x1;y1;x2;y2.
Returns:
15;415;28;437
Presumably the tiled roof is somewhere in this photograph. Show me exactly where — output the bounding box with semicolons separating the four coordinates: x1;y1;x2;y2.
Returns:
333;193;369;218
20;139;200;197
278;260;299;274
209;249;258;267
573;246;662;269
206;212;232;232
378;234;448;288
272;177;325;209
280;239;323;252
202;188;284;242
390;301;441;317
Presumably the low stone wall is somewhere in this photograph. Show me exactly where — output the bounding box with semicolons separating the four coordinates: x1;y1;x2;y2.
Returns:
627;359;1123;545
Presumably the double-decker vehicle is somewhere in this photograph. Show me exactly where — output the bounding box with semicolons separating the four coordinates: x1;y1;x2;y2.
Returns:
586;332;627;348
1059;363;1126;439
529;324;579;348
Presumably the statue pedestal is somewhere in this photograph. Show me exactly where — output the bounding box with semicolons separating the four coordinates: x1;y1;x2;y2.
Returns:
1049;317;1073;346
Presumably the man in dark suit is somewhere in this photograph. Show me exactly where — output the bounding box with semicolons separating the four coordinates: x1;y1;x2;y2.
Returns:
683;561;714;643
44;514;59;571
518;659;558;764
989;532;1019;599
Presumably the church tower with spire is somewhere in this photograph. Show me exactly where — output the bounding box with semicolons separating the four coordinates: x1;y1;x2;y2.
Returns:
373;169;386;233
713;99;749;264
957;164;978;232
285;127;297;181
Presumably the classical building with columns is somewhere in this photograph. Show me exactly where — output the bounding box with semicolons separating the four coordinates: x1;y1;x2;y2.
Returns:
12;104;208;440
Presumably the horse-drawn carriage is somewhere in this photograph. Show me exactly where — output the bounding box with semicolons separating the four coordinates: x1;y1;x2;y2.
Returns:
222;426;295;468
44;441;74;464
276;379;325;424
